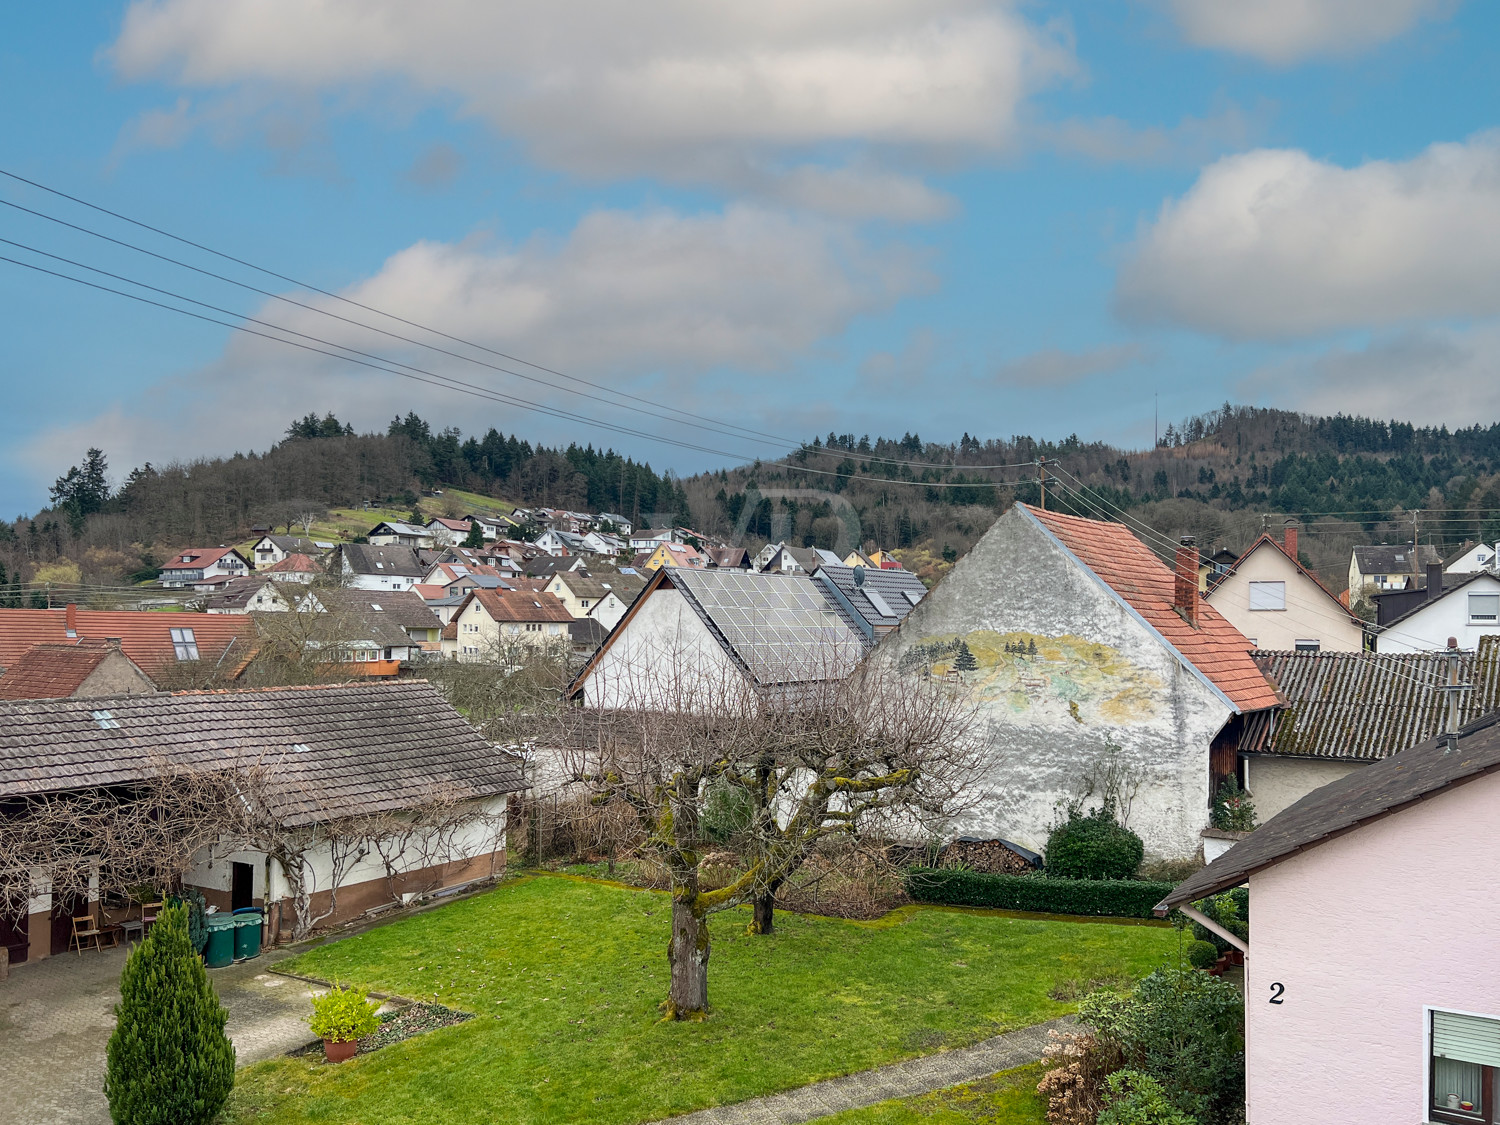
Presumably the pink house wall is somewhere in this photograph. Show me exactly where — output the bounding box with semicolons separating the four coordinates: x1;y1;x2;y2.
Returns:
1246;770;1500;1124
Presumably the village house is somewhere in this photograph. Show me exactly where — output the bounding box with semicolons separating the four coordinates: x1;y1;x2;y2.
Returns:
263;552;322;583
0;639;156;700
878;504;1280;861
570;567;867;710
580;530;628;556
1348;543;1443;603
704;546;752;570
813;563;927;643
440;588;573;662
639;541;708;571
249;534;328;568
366;520;434;549
1373;566;1500;653
158;547;253;589
629;528;680;552
0;605;254;683
424;517;473;547
755;543;841;575
542;571;640;631
298;588;444;654
1446;540;1498;575
523;555;589;579
0;680;524;964
332;543;428;592
595;513;633;536
1159;711;1500;1125
534;528;590;557
203;575;295;614
464;513;521;541
1205;523;1365;652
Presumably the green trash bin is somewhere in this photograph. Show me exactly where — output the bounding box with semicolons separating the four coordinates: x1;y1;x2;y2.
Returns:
204;912;236;968
233;909;263;960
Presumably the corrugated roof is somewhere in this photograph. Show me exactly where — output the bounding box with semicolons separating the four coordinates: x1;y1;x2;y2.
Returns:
1161;706;1500;910
1244;638;1500;761
0;680;523;824
1023;504;1279;713
0;609;252;675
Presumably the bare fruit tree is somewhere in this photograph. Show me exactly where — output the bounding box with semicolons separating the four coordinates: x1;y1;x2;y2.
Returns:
540;649;985;1020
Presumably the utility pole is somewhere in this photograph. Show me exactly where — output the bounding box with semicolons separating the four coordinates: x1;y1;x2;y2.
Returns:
1413;510;1421;587
1038;459;1047;511
1154;392;1159;449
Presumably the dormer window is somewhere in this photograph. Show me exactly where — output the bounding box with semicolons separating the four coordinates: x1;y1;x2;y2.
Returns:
169;627;199;661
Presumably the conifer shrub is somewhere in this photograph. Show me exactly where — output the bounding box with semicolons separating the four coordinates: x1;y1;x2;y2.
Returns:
1045;809;1145;881
105;901;235;1125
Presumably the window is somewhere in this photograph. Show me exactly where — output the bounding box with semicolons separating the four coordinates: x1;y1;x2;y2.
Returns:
1432;1010;1500;1122
1470;594;1500;624
169;627;199;661
548;624;561;635
1248;581;1286;611
1295;640;1321;653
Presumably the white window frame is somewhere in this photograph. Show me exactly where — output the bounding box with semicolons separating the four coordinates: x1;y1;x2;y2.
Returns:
169;627;199;661
1469;593;1499;625
1248;580;1287;612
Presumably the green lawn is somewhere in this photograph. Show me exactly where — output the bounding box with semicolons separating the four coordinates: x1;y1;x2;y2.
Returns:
819;1063;1049;1125
226;876;1176;1125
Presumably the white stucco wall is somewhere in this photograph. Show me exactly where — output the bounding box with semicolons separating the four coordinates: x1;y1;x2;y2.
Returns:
1245;771;1500;1125
1378;573;1500;653
581;586;745;711
876;506;1233;860
1207;546;1364;652
1243;755;1366;821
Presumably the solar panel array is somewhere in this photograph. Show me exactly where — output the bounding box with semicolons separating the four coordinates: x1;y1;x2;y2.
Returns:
672;569;865;683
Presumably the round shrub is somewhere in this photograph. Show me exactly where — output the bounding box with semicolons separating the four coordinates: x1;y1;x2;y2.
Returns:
309;985;382;1044
1045;810;1144;881
1187;940;1220;970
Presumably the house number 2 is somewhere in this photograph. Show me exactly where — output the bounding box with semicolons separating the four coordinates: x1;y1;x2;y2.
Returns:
1268;982;1285;1004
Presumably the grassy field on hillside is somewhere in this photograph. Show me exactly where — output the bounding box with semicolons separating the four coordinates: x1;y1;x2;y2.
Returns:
226;875;1177;1125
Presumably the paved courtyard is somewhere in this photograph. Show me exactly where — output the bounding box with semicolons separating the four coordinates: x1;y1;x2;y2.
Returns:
0;943;325;1125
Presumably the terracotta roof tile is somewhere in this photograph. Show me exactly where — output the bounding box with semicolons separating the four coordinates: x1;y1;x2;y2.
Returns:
0;640;136;700
1024;504;1279;713
267;553;320;573
0;609;252;677
463;588;574;623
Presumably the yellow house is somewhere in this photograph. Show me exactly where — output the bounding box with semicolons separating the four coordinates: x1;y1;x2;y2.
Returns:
642;542;707;571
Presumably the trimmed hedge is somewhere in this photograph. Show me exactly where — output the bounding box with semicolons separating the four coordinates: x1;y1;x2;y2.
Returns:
903;866;1176;920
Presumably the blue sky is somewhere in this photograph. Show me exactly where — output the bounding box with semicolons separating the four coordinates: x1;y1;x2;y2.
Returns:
1;1;1497;516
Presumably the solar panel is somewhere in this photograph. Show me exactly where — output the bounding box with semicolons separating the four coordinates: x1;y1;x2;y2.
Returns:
862;587;895;619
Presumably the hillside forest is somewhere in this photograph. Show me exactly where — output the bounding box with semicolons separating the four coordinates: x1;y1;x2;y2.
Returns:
13;404;1500;601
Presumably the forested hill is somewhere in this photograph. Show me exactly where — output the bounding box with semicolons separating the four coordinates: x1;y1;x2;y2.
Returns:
18;403;1500;595
678;405;1500;589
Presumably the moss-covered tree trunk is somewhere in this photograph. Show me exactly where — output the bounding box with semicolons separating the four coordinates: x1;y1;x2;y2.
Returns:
748;875;784;934
664;887;709;1019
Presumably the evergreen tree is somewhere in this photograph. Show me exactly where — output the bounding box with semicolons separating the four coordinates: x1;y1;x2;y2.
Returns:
953;640;978;673
50;448;111;517
463;521;486;548
105;902;235;1125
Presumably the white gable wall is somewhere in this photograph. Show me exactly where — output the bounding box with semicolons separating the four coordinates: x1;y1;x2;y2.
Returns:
582;586;744;712
1207;544;1364;652
875;506;1234;860
1377;573;1500;653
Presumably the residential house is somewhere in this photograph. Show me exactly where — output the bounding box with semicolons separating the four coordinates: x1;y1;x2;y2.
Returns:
567;617;609;658
1205;524;1365;653
570;567;867;710
1199;547;1239;593
640;541;708;571
704;546;751;570
1239;638;1500;823
333;544;428;591
203;576;295;614
0;639;156;700
295;588;444;664
581;530;629;557
1348;543;1442;603
843;549;878;568
366;521;435;549
1373;567;1500;653
463;514;519;541
158;547;253;589
441;589;573;662
756;543;839;575
263;553;323;583
434;544;517;572
424;517;474;547
878;504;1281;861
0;605;253;683
1446;541;1498;574
523;555;590;579
249;535;328;568
542;572;633;631
629;528;679;552
595;514;633;536
416;562;508;601
535;529;590;557
1158;711;1500;1125
0;680;523;962
814;564;928;642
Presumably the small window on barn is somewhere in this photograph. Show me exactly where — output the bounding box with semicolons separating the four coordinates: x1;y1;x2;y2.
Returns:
1431;1010;1500;1123
1470;594;1499;625
169;627;199;661
1248;581;1286;611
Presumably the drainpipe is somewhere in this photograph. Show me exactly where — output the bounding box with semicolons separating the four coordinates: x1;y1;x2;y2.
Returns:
1180;904;1249;956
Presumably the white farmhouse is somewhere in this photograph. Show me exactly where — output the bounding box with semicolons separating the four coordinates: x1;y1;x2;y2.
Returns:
1206;525;1365;652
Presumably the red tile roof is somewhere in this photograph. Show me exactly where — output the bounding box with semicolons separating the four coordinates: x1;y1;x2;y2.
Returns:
0;609;253;677
462;588;574;623
160;547;246;571
0;640;144;700
1022;505;1280;713
429;517;472;531
266;553;320;573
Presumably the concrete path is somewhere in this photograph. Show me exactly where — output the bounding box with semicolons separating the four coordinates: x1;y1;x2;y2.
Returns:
0;942;322;1125
651;1015;1072;1125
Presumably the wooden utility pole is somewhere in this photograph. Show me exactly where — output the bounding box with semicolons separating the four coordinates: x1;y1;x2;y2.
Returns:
1038;460;1047;511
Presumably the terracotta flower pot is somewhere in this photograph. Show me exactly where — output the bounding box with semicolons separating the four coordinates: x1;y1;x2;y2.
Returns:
323;1037;358;1063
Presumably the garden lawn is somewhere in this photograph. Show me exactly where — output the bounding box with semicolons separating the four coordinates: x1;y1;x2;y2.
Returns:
226;875;1177;1125
818;1063;1049;1125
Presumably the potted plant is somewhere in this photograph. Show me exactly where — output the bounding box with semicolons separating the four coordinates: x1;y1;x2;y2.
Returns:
308;984;380;1063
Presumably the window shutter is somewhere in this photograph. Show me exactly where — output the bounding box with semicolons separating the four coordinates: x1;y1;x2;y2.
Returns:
1248;581;1286;611
1433;1011;1500;1068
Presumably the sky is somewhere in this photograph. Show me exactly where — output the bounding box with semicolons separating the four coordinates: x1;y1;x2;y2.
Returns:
1;1;1497;516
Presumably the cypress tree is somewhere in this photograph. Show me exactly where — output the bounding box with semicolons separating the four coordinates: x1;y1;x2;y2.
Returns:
105;902;235;1125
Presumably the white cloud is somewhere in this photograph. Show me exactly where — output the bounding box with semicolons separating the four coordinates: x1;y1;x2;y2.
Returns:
1167;0;1455;64
1239;322;1500;424
1116;133;1500;339
22;205;930;477
992;342;1149;387
107;0;1072;218
1043;103;1268;167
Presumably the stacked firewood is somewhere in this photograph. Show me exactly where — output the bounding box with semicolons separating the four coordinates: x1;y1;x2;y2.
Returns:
939;837;1039;875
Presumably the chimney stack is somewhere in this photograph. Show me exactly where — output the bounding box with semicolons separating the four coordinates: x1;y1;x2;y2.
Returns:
1174;536;1199;627
1427;562;1444;603
1283;520;1298;559
65;602;78;637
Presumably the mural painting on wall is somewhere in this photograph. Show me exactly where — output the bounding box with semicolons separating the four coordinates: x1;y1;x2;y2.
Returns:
899;631;1162;724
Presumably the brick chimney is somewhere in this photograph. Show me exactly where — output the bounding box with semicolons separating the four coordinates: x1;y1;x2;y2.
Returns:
1283;520;1298;560
1174;536;1199;627
1427;561;1444;603
65;602;78;637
